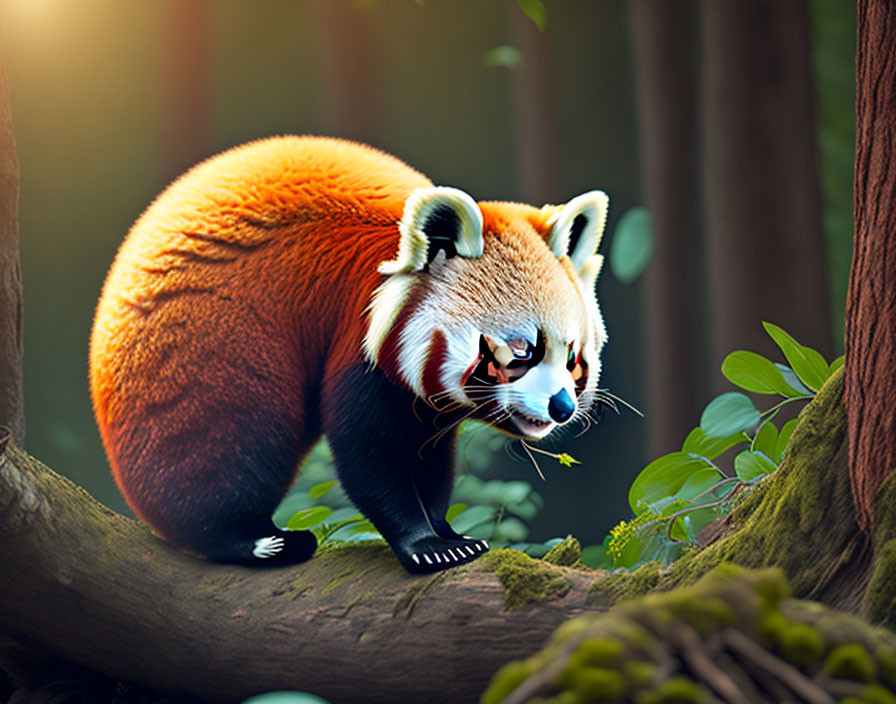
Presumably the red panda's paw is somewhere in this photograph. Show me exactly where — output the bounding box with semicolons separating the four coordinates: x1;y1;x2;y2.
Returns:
399;535;489;575
242;528;317;566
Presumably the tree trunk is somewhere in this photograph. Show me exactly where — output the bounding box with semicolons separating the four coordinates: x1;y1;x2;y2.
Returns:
701;0;833;375
845;0;896;532
314;0;382;146
163;0;213;182
0;52;23;447
510;0;560;205
630;0;707;456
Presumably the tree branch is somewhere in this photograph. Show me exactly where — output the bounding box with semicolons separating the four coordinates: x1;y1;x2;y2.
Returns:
0;430;602;703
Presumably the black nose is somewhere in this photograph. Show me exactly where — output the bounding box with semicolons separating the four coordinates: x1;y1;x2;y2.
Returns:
548;389;575;423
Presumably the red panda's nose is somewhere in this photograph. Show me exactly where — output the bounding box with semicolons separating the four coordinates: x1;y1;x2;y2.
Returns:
548;389;575;423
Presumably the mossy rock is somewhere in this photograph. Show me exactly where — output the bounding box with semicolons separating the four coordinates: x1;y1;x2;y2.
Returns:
480;564;896;703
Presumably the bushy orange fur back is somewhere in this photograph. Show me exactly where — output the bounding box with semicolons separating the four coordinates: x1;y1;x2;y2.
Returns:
90;136;430;527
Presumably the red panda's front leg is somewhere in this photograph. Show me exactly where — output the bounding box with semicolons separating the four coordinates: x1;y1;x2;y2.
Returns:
322;363;489;574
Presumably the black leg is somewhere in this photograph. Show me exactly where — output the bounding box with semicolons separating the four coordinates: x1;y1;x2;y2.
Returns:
323;364;489;574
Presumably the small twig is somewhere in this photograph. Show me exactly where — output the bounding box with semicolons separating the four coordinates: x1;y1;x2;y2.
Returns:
674;625;752;704
665;483;745;540
518;440;546;481
0;426;9;454
722;629;835;704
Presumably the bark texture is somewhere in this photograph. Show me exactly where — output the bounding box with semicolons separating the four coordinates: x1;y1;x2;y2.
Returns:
511;0;560;205
630;0;706;455
0;55;23;447
163;0;212;181
0;435;601;704
315;0;382;145
846;0;896;532
701;0;833;373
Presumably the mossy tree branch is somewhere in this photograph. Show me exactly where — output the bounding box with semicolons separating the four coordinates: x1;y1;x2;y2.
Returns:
0;431;603;703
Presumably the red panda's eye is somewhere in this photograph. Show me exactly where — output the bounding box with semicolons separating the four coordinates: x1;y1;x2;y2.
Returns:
508;337;532;361
567;345;582;372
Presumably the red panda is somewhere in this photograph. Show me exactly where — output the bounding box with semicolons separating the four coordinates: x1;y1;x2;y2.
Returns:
90;136;608;574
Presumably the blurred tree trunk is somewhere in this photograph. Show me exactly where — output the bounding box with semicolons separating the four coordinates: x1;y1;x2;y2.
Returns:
701;0;833;378
163;0;213;182
846;0;896;532
315;0;382;145
630;0;707;455
510;1;560;205
0;50;23;446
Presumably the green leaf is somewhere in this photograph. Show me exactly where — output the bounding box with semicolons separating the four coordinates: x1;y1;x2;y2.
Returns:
243;693;331;704
700;393;761;438
445;503;468;523
516;0;547;31
483;45;523;70
308;480;337;500
345;519;378;536
609;206;653;284
734;450;777;482
677;468;724;502
450;505;496;534
774;418;798;463
682;427;748;460
751;420;779;457
498;481;532;505
287;506;332;531
580;540;614;570
829;355;845;376
628;452;711;513
776;363;814;396
721;350;800;396
763;322;829;391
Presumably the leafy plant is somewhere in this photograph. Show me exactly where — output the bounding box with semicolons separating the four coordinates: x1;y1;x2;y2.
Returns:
276;423;561;554
582;322;844;571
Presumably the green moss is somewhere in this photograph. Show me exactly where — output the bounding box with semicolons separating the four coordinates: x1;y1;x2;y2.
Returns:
661;370;851;597
823;644;876;682
863;539;896;629
876;647;896;689
624;660;657;688
639;675;707;704
480;660;535;704
571;667;625;701
543;535;582;567
862;684;896;704
779;622;825;666
478;549;571;610
575;638;623;667
588;562;660;607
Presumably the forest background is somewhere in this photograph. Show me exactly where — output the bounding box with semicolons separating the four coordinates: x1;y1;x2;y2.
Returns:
1;0;854;549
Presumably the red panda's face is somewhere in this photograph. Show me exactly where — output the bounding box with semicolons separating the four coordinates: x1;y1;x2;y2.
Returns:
365;187;607;440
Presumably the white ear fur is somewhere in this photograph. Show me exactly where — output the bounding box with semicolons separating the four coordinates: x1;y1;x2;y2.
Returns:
378;187;484;275
546;190;609;273
579;254;604;293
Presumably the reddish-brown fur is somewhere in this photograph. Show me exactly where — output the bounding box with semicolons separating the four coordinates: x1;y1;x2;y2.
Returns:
90;136;431;538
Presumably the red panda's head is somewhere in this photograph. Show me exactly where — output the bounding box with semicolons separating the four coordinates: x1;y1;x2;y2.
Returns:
364;186;608;440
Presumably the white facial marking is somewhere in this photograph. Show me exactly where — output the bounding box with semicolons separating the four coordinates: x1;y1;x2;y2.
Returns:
363;274;415;364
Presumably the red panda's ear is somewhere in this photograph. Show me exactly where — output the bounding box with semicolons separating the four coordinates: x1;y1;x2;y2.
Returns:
546;191;609;278
379;187;484;275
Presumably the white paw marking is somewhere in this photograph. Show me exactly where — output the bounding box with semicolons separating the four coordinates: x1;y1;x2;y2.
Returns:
253;536;285;559
412;553;420;564
448;548;457;560
465;546;475;556
424;554;433;565
442;552;450;562
434;552;441;563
